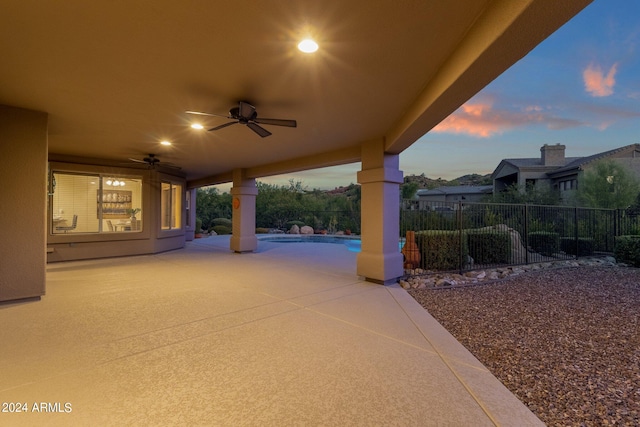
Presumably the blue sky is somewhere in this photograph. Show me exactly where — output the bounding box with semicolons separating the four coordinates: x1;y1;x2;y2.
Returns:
223;0;640;191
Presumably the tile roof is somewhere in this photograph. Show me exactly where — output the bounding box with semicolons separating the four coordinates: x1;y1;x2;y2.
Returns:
550;144;640;174
498;144;640;177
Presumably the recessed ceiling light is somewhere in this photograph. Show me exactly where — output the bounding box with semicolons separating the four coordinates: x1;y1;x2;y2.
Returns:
298;38;318;53
160;140;172;146
191;123;204;130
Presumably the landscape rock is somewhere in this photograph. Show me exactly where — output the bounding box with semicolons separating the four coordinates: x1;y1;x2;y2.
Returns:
289;224;300;234
300;225;314;235
408;266;640;426
401;256;623;289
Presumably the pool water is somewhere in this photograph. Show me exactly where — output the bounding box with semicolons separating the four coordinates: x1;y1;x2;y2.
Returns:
258;235;404;252
259;235;360;245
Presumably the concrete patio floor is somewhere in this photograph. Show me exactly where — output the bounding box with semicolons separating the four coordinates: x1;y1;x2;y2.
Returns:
0;236;543;426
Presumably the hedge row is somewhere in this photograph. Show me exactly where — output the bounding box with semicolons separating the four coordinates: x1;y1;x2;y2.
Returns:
614;235;640;267
467;230;511;265
560;237;594;256
414;230;512;270
415;231;465;271
527;231;559;256
413;229;604;270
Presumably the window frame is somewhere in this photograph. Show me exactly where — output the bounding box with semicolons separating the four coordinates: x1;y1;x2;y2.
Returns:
47;162;151;243
160;180;183;231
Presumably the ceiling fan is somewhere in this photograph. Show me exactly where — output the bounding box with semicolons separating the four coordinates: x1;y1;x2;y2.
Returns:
186;101;297;138
128;154;181;170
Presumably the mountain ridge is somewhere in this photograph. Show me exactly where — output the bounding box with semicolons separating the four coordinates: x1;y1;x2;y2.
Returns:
403;173;492;189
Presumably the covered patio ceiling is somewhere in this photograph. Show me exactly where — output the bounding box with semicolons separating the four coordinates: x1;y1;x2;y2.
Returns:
0;0;592;187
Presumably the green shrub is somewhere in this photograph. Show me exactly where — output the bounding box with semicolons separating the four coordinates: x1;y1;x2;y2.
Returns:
560;237;594;256
467;231;511;264
614;235;640;267
415;230;467;271
212;225;232;235
255;227;270;234
212;218;232;227
195;218;203;232
528;231;559;256
286;220;305;229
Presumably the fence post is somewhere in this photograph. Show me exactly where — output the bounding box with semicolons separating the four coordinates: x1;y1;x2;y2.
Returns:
524;204;529;265
458;201;463;274
574;206;579;260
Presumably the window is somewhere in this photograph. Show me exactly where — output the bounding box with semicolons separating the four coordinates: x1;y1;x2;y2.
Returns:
185;190;191;227
559;179;577;192
50;172;143;234
161;182;182;230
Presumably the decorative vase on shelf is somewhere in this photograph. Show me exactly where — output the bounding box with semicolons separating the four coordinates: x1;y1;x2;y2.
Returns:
401;230;421;269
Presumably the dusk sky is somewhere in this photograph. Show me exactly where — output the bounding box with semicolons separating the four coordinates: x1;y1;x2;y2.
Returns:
222;0;640;191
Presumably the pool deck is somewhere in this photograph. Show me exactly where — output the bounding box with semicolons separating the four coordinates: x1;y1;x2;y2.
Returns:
0;235;543;426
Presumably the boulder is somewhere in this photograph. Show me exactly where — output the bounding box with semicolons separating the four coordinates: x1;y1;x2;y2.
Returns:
289;224;300;234
300;225;314;235
476;224;528;263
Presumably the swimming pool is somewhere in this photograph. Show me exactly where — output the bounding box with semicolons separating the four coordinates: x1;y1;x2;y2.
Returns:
258;234;360;244
258;235;403;252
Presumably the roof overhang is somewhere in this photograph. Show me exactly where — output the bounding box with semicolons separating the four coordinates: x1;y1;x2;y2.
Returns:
0;0;593;187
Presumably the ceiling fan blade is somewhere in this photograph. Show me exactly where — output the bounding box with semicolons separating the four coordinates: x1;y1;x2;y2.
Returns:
238;101;256;119
186;110;229;119
253;118;297;127
158;162;182;170
128;158;148;164
247;122;272;138
208;121;237;132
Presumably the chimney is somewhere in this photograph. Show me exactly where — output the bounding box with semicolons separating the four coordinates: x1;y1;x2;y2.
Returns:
540;143;566;166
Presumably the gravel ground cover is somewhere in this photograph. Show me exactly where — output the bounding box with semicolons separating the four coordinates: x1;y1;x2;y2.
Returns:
409;266;640;426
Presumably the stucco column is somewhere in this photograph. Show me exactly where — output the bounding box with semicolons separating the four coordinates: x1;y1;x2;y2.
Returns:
0;105;48;302
185;188;197;241
230;169;258;253
357;141;404;284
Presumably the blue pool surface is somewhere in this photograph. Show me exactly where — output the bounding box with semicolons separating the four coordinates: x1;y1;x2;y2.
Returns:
258;235;404;252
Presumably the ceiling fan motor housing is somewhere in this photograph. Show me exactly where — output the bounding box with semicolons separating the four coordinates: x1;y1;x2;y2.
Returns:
230;106;257;123
143;155;159;165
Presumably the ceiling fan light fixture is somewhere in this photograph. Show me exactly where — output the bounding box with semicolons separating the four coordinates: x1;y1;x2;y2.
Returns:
298;38;318;53
160;140;172;146
190;123;204;130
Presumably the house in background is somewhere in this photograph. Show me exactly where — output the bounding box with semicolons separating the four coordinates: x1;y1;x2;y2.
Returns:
416;185;493;204
492;143;640;201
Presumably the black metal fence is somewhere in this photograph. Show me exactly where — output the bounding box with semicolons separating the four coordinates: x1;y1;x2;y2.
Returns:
400;200;640;272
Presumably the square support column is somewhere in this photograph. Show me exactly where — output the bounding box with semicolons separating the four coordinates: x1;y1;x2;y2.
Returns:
0;105;48;302
185;188;197;241
357;142;404;284
230;170;258;253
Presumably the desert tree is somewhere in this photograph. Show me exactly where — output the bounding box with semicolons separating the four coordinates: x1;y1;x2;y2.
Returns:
575;159;640;209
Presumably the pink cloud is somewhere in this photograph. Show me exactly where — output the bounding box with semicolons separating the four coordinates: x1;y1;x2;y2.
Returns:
431;101;581;137
431;102;502;137
583;63;618;97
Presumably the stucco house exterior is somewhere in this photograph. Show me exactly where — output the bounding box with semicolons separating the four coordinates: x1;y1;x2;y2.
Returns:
492;143;640;201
